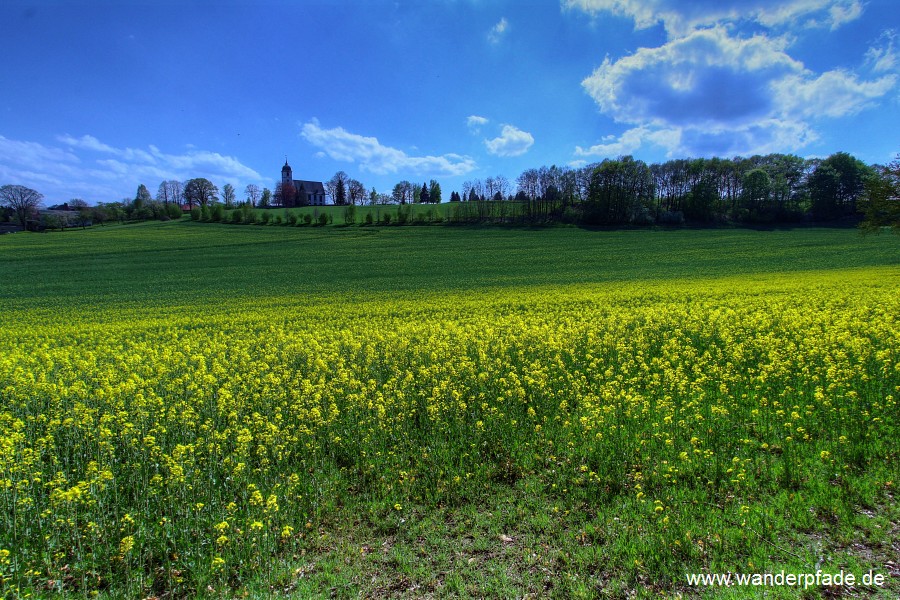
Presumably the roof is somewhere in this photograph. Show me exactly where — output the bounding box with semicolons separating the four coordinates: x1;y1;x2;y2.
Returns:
294;180;326;194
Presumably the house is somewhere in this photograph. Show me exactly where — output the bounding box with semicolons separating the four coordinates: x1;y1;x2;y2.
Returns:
281;160;326;206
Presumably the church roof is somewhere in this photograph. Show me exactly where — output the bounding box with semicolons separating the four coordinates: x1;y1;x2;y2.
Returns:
294;179;325;194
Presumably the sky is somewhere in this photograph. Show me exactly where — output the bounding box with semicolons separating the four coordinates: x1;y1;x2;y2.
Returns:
1;0;898;205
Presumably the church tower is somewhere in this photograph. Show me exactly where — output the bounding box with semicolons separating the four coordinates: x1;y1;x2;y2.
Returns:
281;159;293;188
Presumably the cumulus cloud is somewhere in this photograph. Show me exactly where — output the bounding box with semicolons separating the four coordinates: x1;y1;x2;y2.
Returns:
575;126;680;157
563;0;864;37
576;23;896;158
488;17;509;44
300;118;477;176
0;134;262;202
484;124;535;157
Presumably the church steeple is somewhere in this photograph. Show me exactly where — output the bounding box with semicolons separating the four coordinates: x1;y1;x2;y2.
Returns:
281;158;292;186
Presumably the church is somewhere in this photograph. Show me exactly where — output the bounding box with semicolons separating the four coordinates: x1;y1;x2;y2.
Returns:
281;160;326;206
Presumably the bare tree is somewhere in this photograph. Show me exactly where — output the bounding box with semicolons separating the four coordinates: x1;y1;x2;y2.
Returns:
348;179;366;205
157;180;183;206
244;184;261;207
0;184;43;228
222;183;236;208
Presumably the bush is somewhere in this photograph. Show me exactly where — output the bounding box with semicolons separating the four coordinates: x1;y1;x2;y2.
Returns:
364;212;374;225
242;209;256;224
286;212;297;226
231;210;243;224
200;205;211;222
343;204;357;225
303;214;312;225
382;212;392;225
274;215;283;225
260;211;272;225
211;204;225;222
658;210;684;225
166;203;183;220
317;213;329;226
190;207;202;221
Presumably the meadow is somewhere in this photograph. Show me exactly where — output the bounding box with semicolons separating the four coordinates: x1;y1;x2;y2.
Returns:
1;222;898;598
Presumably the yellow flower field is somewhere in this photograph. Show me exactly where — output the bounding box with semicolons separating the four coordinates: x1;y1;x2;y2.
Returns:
1;268;898;596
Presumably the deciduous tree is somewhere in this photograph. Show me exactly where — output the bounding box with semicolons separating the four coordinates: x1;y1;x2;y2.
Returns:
157;180;183;206
348;179;366;205
860;154;900;233
222;183;236;209
244;184;261;207
183;178;219;209
0;184;43;228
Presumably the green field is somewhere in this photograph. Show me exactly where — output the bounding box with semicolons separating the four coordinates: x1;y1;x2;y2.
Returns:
1;222;898;598
3;220;898;309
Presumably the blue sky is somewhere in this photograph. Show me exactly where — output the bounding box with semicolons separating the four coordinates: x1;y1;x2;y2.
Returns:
1;0;897;204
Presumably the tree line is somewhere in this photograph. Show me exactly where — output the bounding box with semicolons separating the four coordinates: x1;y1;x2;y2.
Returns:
2;151;897;232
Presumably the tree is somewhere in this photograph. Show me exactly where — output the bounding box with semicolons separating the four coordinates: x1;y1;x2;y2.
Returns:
222;183;236;209
0;184;43;228
183;178;219;208
808;152;870;219
429;180;442;204
276;181;296;207
135;184;153;206
244;184;261;207
260;188;272;208
419;182;430;204
348;179;366;206
392;180;413;205
860;155;900;233
326;171;349;205
157;180;183;206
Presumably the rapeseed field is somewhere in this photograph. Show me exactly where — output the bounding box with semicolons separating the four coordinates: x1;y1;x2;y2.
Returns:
1;224;898;597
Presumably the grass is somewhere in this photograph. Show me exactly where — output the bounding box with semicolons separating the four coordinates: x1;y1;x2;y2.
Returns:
2;219;897;309
0;221;898;599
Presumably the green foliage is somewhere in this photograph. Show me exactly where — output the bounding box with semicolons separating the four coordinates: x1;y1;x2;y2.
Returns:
165;202;183;220
190;207;201;221
860;156;900;233
210;203;225;222
343;204;356;225
183;178;219;209
809;152;872;220
317;212;328;226
302;213;312;225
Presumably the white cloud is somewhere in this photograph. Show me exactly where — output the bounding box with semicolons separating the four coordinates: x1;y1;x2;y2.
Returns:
866;30;898;74
575;126;680;157
466;115;489;133
488;17;509;44
577;25;897;157
563;0;864;37
300;118;477;176
773;69;897;119
0;134;262;202
57;134;117;153
484;124;535;157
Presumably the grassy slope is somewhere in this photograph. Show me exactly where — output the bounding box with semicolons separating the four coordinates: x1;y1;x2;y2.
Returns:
1;223;898;599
